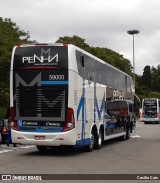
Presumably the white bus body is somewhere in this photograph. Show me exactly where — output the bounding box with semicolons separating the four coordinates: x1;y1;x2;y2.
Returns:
10;44;135;151
140;98;160;124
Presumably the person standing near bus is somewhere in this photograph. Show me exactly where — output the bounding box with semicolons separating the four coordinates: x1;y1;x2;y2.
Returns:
7;122;16;147
6;107;16;147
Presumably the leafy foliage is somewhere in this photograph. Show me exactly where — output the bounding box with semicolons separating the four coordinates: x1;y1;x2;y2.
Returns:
56;35;90;49
0;17;34;106
137;65;160;101
141;66;151;88
151;65;160;92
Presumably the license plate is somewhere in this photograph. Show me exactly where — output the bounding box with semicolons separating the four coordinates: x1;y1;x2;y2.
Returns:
35;136;45;140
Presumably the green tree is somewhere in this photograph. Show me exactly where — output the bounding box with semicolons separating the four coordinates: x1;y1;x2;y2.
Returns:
141;65;151;89
136;65;160;100
149;91;160;98
56;35;90;49
0;17;34;106
151;65;160;92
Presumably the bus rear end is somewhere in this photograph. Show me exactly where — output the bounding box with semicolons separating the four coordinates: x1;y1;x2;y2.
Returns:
10;44;76;147
142;98;159;124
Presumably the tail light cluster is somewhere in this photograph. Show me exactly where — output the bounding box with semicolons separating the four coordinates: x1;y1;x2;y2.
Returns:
142;112;144;118
10;107;18;131
62;108;75;132
156;112;159;118
119;109;128;117
2;127;8;133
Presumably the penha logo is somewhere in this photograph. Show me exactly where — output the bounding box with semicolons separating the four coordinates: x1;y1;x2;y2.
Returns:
22;48;58;65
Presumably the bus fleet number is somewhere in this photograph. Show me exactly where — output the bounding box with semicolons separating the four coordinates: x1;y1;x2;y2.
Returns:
49;75;64;80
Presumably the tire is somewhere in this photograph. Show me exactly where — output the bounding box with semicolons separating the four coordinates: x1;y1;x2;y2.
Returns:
95;128;103;149
120;133;126;141
126;129;130;140
84;130;95;152
130;121;133;133
120;126;130;141
36;146;48;152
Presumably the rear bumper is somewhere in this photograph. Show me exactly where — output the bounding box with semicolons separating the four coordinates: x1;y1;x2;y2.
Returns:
141;118;159;122
11;129;76;146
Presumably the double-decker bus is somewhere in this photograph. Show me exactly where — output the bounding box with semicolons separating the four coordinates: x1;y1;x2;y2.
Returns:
140;98;160;124
10;43;135;152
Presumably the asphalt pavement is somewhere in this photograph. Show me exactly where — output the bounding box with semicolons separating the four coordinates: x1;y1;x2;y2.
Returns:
0;121;160;183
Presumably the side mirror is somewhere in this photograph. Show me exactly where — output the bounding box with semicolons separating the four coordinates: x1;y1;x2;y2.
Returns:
104;114;110;119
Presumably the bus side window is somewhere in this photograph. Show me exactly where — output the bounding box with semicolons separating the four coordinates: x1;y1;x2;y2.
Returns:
80;56;85;67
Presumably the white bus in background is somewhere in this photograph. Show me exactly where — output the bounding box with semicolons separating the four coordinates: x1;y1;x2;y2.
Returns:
140;98;160;124
10;43;136;152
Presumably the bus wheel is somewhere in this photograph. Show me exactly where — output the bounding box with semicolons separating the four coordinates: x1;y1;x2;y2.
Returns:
120;133;126;141
84;131;95;152
95;128;103;149
126;129;130;140
36;146;48;152
130;121;133;133
120;128;130;141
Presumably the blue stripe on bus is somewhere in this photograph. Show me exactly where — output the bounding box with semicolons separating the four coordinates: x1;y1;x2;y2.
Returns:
41;81;68;85
76;138;90;147
77;82;105;147
95;94;105;120
76;93;85;147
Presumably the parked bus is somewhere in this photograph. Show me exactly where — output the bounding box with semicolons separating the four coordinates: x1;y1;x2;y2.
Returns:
140;98;160;124
10;43;135;152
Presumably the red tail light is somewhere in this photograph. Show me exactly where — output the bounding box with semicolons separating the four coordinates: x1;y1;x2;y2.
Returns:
9;107;18;131
2;127;7;133
119;109;128;117
156;112;159;118
142;112;144;118
62;108;75;132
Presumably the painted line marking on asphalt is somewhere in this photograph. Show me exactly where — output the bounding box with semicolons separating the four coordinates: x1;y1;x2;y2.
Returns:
20;145;35;149
0;149;13;154
0;145;35;154
12;147;18;150
0;145;8;148
130;135;141;139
